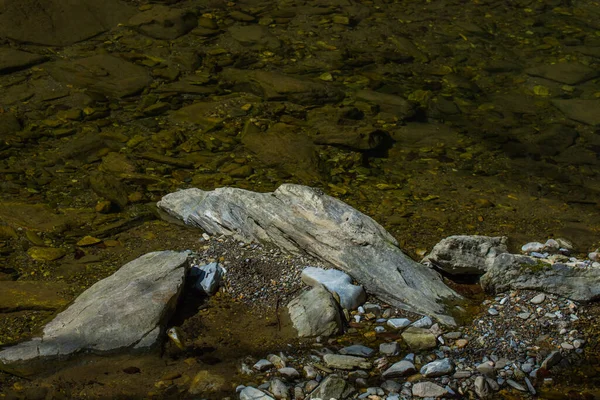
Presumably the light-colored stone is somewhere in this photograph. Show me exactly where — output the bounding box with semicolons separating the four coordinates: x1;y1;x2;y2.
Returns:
339;345;375;357
301;267;366;310
240;386;275;400
308;375;355;400
287;285;343;337
411;381;448;398
190;262;224;295
530;293;546;304
387;318;411;329
420;358;454;377
423;235;508;275
0;251;188;376
323;354;371;370
381;360;416;379
481;253;600;302
158;184;461;325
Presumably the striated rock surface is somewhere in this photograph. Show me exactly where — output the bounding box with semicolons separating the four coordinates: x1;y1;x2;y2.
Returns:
0;251;188;376
480;253;600;302
158;184;461;325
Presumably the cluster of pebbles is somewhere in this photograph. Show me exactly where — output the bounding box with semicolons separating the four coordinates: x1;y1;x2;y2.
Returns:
520;238;600;269
180;235;596;399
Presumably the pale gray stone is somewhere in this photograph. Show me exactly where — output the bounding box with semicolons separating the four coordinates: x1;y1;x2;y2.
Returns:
506;379;527;391
301;267;366;310
240;386;275;400
420;358;454;377
158;184;461;325
423;235;508;275
411;381;448;398
190;262;224;295
481;253;600;302
381;360;416;378
387;318;411;329
269;378;290;399
287;285;343;337
401;327;437;351
278;367;300;380
379;342;401;356
530;293;546;304
323;354;371;370
254;359;274;371
474;376;492;399
0;251;188;376
339;345;375;357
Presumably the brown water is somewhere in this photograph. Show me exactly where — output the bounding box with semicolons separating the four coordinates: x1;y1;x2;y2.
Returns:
1;0;600;397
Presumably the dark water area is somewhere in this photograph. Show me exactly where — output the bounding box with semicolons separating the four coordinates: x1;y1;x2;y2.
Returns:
1;0;600;398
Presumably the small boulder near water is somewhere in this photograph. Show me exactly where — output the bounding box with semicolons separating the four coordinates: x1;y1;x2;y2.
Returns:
422;235;508;275
287;284;343;337
158;184;461;325
480;253;600;302
189;261;225;296
0;251;188;376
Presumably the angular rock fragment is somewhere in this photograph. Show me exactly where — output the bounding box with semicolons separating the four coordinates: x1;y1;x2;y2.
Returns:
0;251;188;376
158;184;461;325
128;5;197;40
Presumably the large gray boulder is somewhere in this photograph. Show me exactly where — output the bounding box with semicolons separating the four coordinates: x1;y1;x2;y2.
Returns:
480;253;600;302
287;285;343;337
158;184;461;325
0;251;188;376
422;235;508;275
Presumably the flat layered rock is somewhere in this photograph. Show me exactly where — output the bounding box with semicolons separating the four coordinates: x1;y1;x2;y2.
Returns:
0;251;188;376
0;0;134;46
158;184;461;325
128;5;197;40
0;281;69;312
480;253;600;302
551;99;600;126
47;55;151;98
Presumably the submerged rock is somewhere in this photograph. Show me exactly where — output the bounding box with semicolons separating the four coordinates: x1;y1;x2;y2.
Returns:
0;251;188;376
480;253;600;302
158;184;461;325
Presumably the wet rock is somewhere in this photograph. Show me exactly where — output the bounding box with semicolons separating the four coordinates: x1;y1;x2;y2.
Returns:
228;25;281;50
0;0;134;46
189;262;224;296
221;68;344;105
354;89;414;119
480;253;600;302
401;327;437;351
381;360;416;378
525;63;599;85
411;316;433;329
254;359;274;371
241;122;322;184
541;351;562;370
0;49;47;74
323;354;371;370
420;358;454;377
308;375;355;400
506;379;527;392
188;370;227;395
411;381;448;398
301;267;366;310
26;246;66;261
0;113;21;136
128;5;197;39
0;281;69;311
278;367;299;380
0;251;188;376
89;171;131;210
0;203;71;232
551;99;600;126
423;235;508;275
47;55;151;98
287;285;343;337
158;184;461;325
